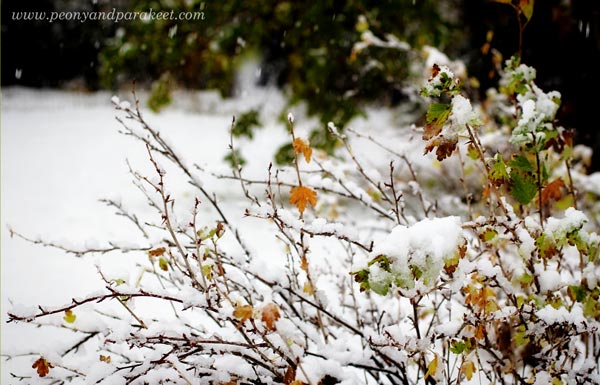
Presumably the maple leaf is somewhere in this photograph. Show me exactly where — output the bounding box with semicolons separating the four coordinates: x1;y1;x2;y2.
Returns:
63;309;76;323
232;303;253;327
541;178;565;204
261;303;281;331
290;186;317;214
32;357;53;377
292;138;312;163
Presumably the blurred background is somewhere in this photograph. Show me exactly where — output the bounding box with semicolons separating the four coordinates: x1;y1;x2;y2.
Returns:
2;0;599;168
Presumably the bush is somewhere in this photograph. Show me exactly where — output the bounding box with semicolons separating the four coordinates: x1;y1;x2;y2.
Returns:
6;48;600;384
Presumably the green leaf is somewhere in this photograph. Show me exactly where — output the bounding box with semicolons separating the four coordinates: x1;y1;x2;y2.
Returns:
351;269;371;292
158;257;169;271
568;285;587;302
426;103;452;125
510;172;538;205
490;155;509;181
519;0;534;22
232;109;262;139
509;155;535;172
513;330;530;346
483;229;498;242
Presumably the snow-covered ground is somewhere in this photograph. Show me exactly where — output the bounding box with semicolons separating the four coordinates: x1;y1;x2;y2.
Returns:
0;77;298;381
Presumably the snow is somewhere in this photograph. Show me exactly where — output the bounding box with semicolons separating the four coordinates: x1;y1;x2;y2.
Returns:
3;54;600;383
368;216;463;290
538;269;562;293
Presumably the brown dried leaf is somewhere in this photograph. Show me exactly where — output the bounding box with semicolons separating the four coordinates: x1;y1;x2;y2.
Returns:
300;256;309;272
32;357;53;377
424;136;458;161
284;365;297;384
148;247;166;257
541;178;565;204
261;303;281;331
99;355;111;364
290;186;317;214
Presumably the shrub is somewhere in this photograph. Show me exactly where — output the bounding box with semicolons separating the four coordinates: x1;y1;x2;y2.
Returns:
6;54;600;384
99;0;466;155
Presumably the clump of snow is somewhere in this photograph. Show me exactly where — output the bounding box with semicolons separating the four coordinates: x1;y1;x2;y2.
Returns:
450;95;478;129
537;268;562;293
368;216;463;291
545;207;588;239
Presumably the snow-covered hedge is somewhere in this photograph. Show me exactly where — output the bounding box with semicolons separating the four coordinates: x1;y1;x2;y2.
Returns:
6;54;600;385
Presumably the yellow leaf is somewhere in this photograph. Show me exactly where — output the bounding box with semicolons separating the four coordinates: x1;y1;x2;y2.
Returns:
63;309;76;323
303;281;315;295
424;353;439;380
290;186;317;214
32;357;53;377
461;360;476;380
261;303;281;331
233;303;253;326
158;257;169;271
293;138;312;163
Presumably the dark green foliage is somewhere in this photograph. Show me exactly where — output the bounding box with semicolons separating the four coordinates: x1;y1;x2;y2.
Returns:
232;109;262;139
99;0;465;158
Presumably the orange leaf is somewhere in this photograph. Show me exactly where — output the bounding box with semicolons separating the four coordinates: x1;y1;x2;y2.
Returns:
148;247;166;257
261;303;281;331
290;186;317;214
541;178;565;204
32;357;53;377
233;303;253;326
300;256;309;272
293;138;312;163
